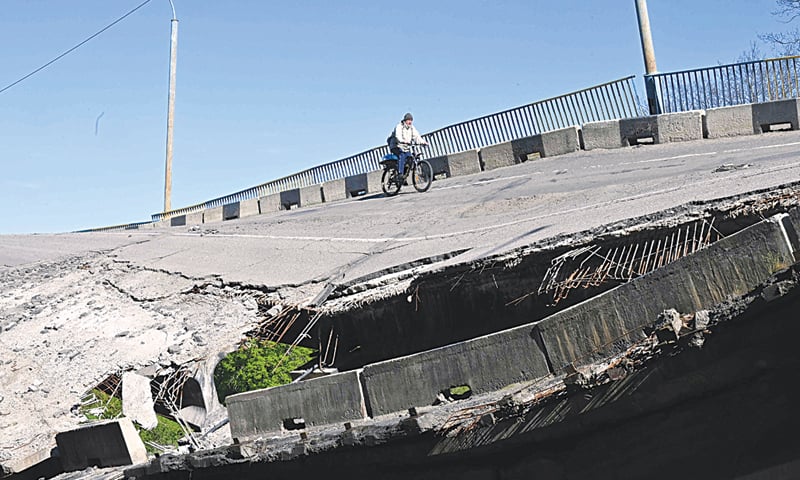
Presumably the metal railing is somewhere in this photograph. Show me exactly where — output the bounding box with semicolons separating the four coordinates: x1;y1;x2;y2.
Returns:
648;55;800;113
150;76;643;223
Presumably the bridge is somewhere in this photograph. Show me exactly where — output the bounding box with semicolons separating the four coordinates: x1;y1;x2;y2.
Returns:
3;61;800;478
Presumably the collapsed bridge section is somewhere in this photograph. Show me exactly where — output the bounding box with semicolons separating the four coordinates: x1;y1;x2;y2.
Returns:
224;186;800;441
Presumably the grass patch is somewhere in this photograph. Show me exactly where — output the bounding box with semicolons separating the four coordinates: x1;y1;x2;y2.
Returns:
80;389;187;454
214;339;316;404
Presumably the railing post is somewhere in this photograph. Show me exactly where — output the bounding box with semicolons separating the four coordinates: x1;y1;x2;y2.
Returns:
644;74;662;115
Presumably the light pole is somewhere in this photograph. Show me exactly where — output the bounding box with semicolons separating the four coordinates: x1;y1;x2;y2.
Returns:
163;0;178;215
635;0;662;114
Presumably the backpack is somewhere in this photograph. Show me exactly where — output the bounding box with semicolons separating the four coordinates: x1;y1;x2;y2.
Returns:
386;130;395;147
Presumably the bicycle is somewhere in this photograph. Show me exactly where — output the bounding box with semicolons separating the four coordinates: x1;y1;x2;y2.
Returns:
379;144;433;196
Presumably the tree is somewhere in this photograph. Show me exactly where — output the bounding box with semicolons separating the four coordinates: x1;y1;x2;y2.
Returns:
760;0;800;55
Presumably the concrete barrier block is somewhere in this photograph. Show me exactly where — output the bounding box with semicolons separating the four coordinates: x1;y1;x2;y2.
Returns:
752;99;800;133
239;197;260;218
203;206;223;224
222;203;240;221
55;418;148;471
299;185;323;207
535;216;795;373
322;178;347;203
479;128;581;171
279;189;301;210
367;170;384;193
656;110;704;143
345;174;368;197
540;126;581;157
704;104;754;138
227;370;367;440
480;137;537;170
170;215;186;227
361;325;551;417
619;111;703;145
427;150;482;177
581;119;623;150
186;211;203;226
259;193;282;213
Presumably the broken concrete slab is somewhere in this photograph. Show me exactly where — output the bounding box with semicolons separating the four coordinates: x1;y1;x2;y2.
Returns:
122;372;157;430
55;418;148;472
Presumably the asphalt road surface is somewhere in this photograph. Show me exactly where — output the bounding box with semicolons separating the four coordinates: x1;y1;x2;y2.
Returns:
3;130;800;303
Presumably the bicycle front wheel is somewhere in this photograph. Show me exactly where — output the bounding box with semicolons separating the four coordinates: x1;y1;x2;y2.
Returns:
412;160;433;193
381;167;402;196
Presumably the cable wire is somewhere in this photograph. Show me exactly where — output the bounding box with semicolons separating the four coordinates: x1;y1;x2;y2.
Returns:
0;0;153;96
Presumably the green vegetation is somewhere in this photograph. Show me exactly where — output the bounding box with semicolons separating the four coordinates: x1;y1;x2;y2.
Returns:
214;339;317;404
80;389;186;454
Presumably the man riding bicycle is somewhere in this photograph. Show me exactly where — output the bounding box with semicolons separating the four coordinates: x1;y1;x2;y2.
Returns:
388;113;428;178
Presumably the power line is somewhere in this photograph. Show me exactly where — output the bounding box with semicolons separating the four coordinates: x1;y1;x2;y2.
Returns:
0;0;153;96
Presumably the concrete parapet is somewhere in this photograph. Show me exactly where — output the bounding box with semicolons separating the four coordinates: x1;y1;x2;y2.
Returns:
259;193;282;213
55;418;148;472
322;178;347;203
535;216;795;373
479;127;580;170
619;111;704;146
239;197;261;218
704;104;754;138
223;203;240;221
751;99;800;133
204;206;223;224
361;326;551;417
427;150;482;178
227;370;367;440
279;189;301;210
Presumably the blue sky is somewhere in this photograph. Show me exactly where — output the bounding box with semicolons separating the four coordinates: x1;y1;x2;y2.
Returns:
0;0;788;233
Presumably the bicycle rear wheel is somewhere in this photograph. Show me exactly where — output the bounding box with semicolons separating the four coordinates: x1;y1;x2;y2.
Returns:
412;159;433;193
381;167;402;196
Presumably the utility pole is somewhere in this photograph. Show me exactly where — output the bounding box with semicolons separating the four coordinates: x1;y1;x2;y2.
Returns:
635;0;662;114
163;0;178;214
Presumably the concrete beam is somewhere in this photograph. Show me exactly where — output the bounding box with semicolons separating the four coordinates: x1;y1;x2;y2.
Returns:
361;325;551;417
426;150;482;178
704;104;754;139
535;215;795;373
55;418;148;472
322;178;347;203
752;99;800;133
226;370;367;441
